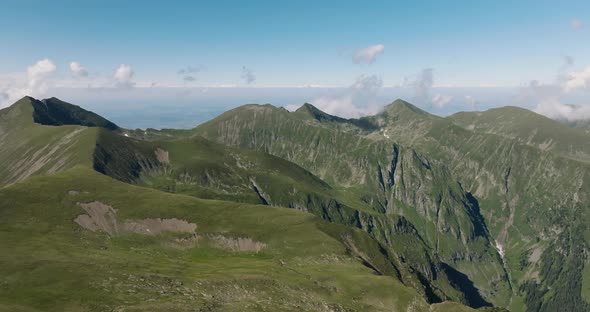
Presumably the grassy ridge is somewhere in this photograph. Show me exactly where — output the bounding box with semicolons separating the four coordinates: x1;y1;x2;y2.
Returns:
0;97;97;187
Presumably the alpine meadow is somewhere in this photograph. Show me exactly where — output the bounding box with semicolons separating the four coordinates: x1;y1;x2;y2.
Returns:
1;1;590;312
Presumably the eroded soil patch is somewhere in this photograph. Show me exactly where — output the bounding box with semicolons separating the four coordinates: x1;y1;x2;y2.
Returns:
74;201;197;236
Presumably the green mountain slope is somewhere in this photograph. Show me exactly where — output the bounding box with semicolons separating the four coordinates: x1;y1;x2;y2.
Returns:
134;135;506;307
1;96;587;311
562;118;590;131
449;106;590;162
0;96;481;311
0;166;473;312
193;99;590;311
193;102;513;308
0;96;161;187
0;97;98;187
356;100;590;311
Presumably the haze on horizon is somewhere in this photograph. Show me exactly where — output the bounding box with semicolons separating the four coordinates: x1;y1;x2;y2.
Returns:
1;0;590;128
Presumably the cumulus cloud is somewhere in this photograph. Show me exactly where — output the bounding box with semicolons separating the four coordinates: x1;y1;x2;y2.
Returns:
69;61;88;77
113;64;135;88
518;57;590;121
27;58;57;95
570;18;583;30
241;66;256;84
352;44;385;64
310;75;383;118
562;66;590;92
0;58;58;108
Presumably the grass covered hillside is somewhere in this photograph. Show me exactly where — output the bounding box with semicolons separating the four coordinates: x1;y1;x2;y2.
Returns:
449;106;590;162
193;101;513;307
0;97;98;187
193;99;590;311
0;166;473;312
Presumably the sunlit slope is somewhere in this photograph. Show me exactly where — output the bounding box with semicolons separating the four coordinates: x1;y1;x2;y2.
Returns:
449;106;590;162
193;102;513;307
0;97;98;187
0;167;474;312
138;136;478;307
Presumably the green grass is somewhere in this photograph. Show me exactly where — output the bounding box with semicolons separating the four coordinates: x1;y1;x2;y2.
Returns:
449;106;590;163
0;97;98;187
583;261;590;303
0;166;458;312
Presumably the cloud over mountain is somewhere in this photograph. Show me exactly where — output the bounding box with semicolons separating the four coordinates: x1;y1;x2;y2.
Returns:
114;64;135;88
70;62;89;78
352;44;385;64
0;58;57;108
310;74;383;117
27;58;57;95
519;57;590;121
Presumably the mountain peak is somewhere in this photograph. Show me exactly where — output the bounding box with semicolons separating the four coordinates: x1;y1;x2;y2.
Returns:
384;99;431;116
294;102;317;113
34;97;120;130
1;96;120;130
294;103;348;123
9;95;40;108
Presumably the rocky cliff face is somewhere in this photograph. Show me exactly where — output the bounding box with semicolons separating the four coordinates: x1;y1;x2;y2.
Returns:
350;100;590;311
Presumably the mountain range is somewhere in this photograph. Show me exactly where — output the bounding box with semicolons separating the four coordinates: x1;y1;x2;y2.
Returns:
0;96;588;312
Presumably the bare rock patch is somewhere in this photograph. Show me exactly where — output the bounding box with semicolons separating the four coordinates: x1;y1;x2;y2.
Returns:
75;201;118;235
208;234;266;252
74;201;196;236
123;218;197;235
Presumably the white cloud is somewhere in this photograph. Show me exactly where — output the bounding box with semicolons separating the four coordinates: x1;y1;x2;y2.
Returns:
518;57;590;121
352;44;385;64
241;66;256;84
27;58;57;95
114;64;135;88
283;103;301;111
0;58;57;108
432;94;453;108
310;75;383;118
69;61;88;77
571;18;583;30
562;65;590;92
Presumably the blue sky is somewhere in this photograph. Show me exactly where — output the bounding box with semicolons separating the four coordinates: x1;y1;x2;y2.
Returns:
1;1;590;127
